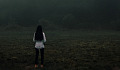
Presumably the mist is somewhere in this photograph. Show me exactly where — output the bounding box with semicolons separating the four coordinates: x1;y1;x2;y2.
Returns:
0;0;120;30
0;0;120;70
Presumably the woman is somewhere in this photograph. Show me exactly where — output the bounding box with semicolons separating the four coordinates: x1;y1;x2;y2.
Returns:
33;25;46;68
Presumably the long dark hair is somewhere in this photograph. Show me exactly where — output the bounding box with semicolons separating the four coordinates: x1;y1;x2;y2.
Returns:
35;25;43;41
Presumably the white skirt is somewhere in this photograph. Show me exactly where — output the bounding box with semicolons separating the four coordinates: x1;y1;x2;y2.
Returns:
35;41;44;49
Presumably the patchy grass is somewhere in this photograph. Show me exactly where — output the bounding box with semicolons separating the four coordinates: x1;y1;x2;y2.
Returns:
0;29;120;70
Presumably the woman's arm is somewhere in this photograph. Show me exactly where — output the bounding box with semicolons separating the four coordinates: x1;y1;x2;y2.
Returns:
33;33;35;42
43;32;46;42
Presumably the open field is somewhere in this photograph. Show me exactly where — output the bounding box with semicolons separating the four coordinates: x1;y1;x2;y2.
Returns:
0;28;120;70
